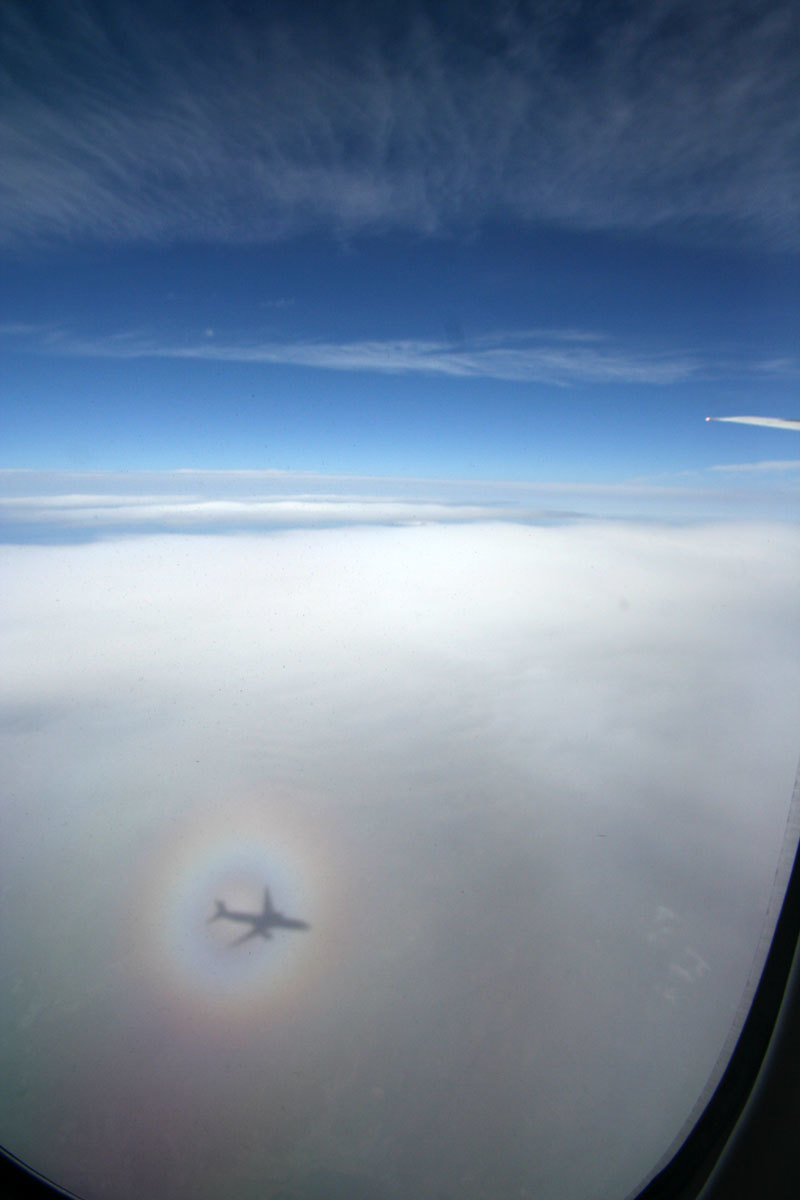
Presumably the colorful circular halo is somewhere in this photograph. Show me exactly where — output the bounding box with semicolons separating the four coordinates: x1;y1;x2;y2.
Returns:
126;788;340;1034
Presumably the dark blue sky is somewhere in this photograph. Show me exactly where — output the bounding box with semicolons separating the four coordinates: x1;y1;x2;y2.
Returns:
2;0;799;487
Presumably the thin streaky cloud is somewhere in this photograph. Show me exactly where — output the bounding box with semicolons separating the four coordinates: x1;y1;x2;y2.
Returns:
0;469;715;501
31;328;702;386
1;2;798;249
752;359;800;376
0;322;56;337
471;329;609;347
0;494;545;530
0;489;740;535
710;460;800;473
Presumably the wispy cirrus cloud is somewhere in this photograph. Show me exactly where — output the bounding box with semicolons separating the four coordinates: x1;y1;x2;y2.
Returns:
1;1;798;249
17;325;702;386
10;320;799;387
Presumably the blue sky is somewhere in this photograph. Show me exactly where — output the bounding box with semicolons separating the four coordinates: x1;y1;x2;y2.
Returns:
2;0;799;490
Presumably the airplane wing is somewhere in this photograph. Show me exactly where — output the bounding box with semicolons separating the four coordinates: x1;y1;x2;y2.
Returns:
706;416;800;430
262;886;274;916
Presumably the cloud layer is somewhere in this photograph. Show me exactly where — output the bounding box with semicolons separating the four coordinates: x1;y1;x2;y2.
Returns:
2;0;798;248
3;518;800;1199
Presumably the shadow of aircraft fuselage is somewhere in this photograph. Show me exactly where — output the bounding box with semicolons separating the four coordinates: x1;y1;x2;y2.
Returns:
209;887;310;946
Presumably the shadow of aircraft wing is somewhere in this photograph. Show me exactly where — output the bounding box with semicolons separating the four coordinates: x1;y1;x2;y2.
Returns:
228;925;269;947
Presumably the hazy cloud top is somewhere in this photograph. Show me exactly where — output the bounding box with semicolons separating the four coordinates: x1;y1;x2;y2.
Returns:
3;520;800;1199
2;0;798;248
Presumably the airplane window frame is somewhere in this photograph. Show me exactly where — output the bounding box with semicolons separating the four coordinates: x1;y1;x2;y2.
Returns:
631;761;800;1200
